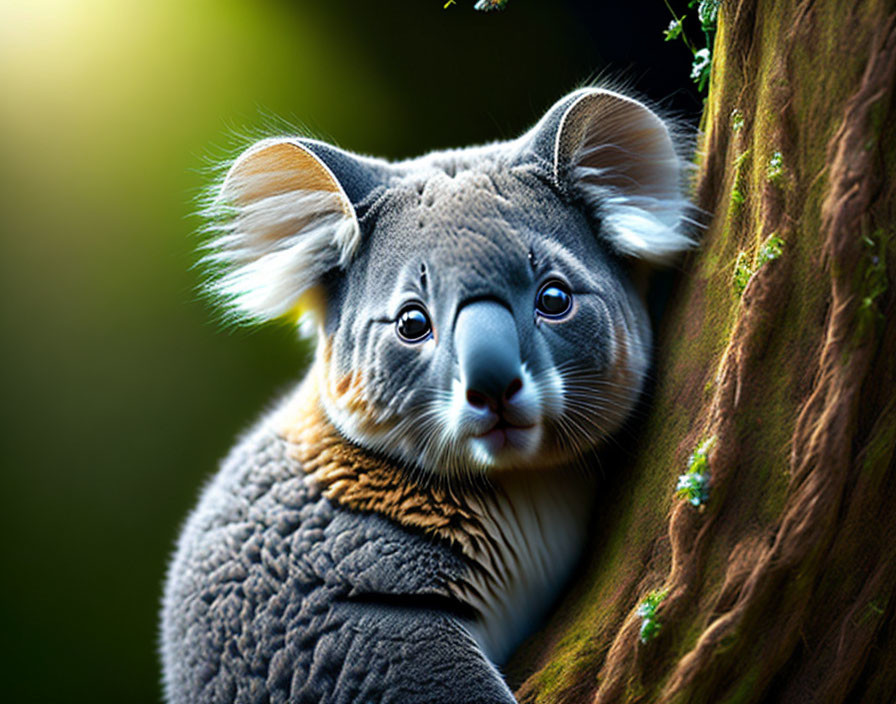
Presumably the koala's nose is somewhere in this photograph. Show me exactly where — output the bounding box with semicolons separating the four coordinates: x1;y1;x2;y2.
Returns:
454;300;523;411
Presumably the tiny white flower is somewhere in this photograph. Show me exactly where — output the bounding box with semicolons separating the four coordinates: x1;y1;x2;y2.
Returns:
691;49;711;81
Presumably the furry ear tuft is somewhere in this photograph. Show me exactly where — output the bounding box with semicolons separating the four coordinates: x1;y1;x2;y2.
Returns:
553;89;695;264
201;139;361;323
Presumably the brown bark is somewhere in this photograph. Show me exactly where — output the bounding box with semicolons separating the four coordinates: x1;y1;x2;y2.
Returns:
508;1;896;702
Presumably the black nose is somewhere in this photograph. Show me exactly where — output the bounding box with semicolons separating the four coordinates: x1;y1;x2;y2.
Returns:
454;300;523;411
466;377;522;411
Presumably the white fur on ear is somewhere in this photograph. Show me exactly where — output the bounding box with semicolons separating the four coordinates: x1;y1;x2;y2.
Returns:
202;138;361;323
555;89;695;264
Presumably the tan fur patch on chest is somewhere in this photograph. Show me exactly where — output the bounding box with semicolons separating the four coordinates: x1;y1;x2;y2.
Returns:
278;388;497;557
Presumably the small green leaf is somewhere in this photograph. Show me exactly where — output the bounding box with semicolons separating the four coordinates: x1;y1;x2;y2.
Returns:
733;252;752;296
757;234;785;265
637;588;670;643
677;437;715;507
691;48;712;91
767;151;785;182
664;17;685;41
697;0;720;31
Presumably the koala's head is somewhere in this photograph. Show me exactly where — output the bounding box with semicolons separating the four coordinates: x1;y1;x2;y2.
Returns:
204;89;693;479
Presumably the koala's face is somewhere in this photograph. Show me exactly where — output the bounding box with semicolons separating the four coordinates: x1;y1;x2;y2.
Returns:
205;89;693;479
321;166;650;475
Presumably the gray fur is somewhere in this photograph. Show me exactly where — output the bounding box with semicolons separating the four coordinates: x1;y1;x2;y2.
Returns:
163;88;693;703
162;415;517;703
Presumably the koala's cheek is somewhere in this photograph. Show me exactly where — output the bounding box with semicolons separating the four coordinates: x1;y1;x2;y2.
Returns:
317;339;397;440
609;321;650;402
591;325;644;427
535;364;565;419
538;323;646;465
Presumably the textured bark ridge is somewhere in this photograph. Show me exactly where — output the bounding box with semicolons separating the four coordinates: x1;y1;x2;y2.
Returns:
508;1;896;702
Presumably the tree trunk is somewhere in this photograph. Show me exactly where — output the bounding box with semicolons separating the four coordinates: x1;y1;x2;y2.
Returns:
507;1;896;702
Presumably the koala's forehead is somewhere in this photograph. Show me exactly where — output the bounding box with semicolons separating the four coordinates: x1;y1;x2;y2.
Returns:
361;168;584;279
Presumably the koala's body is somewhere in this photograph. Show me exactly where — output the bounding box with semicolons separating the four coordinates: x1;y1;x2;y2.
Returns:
161;89;693;703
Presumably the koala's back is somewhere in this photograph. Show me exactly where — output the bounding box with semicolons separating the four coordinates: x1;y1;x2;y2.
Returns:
161;405;516;704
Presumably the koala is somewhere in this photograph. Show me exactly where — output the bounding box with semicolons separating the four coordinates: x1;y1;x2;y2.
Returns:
161;88;693;704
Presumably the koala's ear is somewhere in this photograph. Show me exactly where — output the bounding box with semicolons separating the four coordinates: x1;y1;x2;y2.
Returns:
525;88;695;264
202;138;384;323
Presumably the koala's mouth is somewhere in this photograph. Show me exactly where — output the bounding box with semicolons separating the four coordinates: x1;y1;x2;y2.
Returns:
472;419;539;458
475;418;536;438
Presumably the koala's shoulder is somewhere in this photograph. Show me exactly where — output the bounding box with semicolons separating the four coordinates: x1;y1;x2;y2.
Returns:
161;407;468;701
167;409;466;591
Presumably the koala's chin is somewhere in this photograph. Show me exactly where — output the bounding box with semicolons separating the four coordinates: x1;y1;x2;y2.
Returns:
162;87;694;704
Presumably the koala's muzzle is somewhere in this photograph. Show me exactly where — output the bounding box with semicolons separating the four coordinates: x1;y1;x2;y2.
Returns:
454;300;523;412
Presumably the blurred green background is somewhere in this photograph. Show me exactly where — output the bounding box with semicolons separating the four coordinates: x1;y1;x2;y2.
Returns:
0;1;698;701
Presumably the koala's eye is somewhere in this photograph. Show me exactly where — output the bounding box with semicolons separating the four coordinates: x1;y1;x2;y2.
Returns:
535;281;572;319
396;305;433;342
